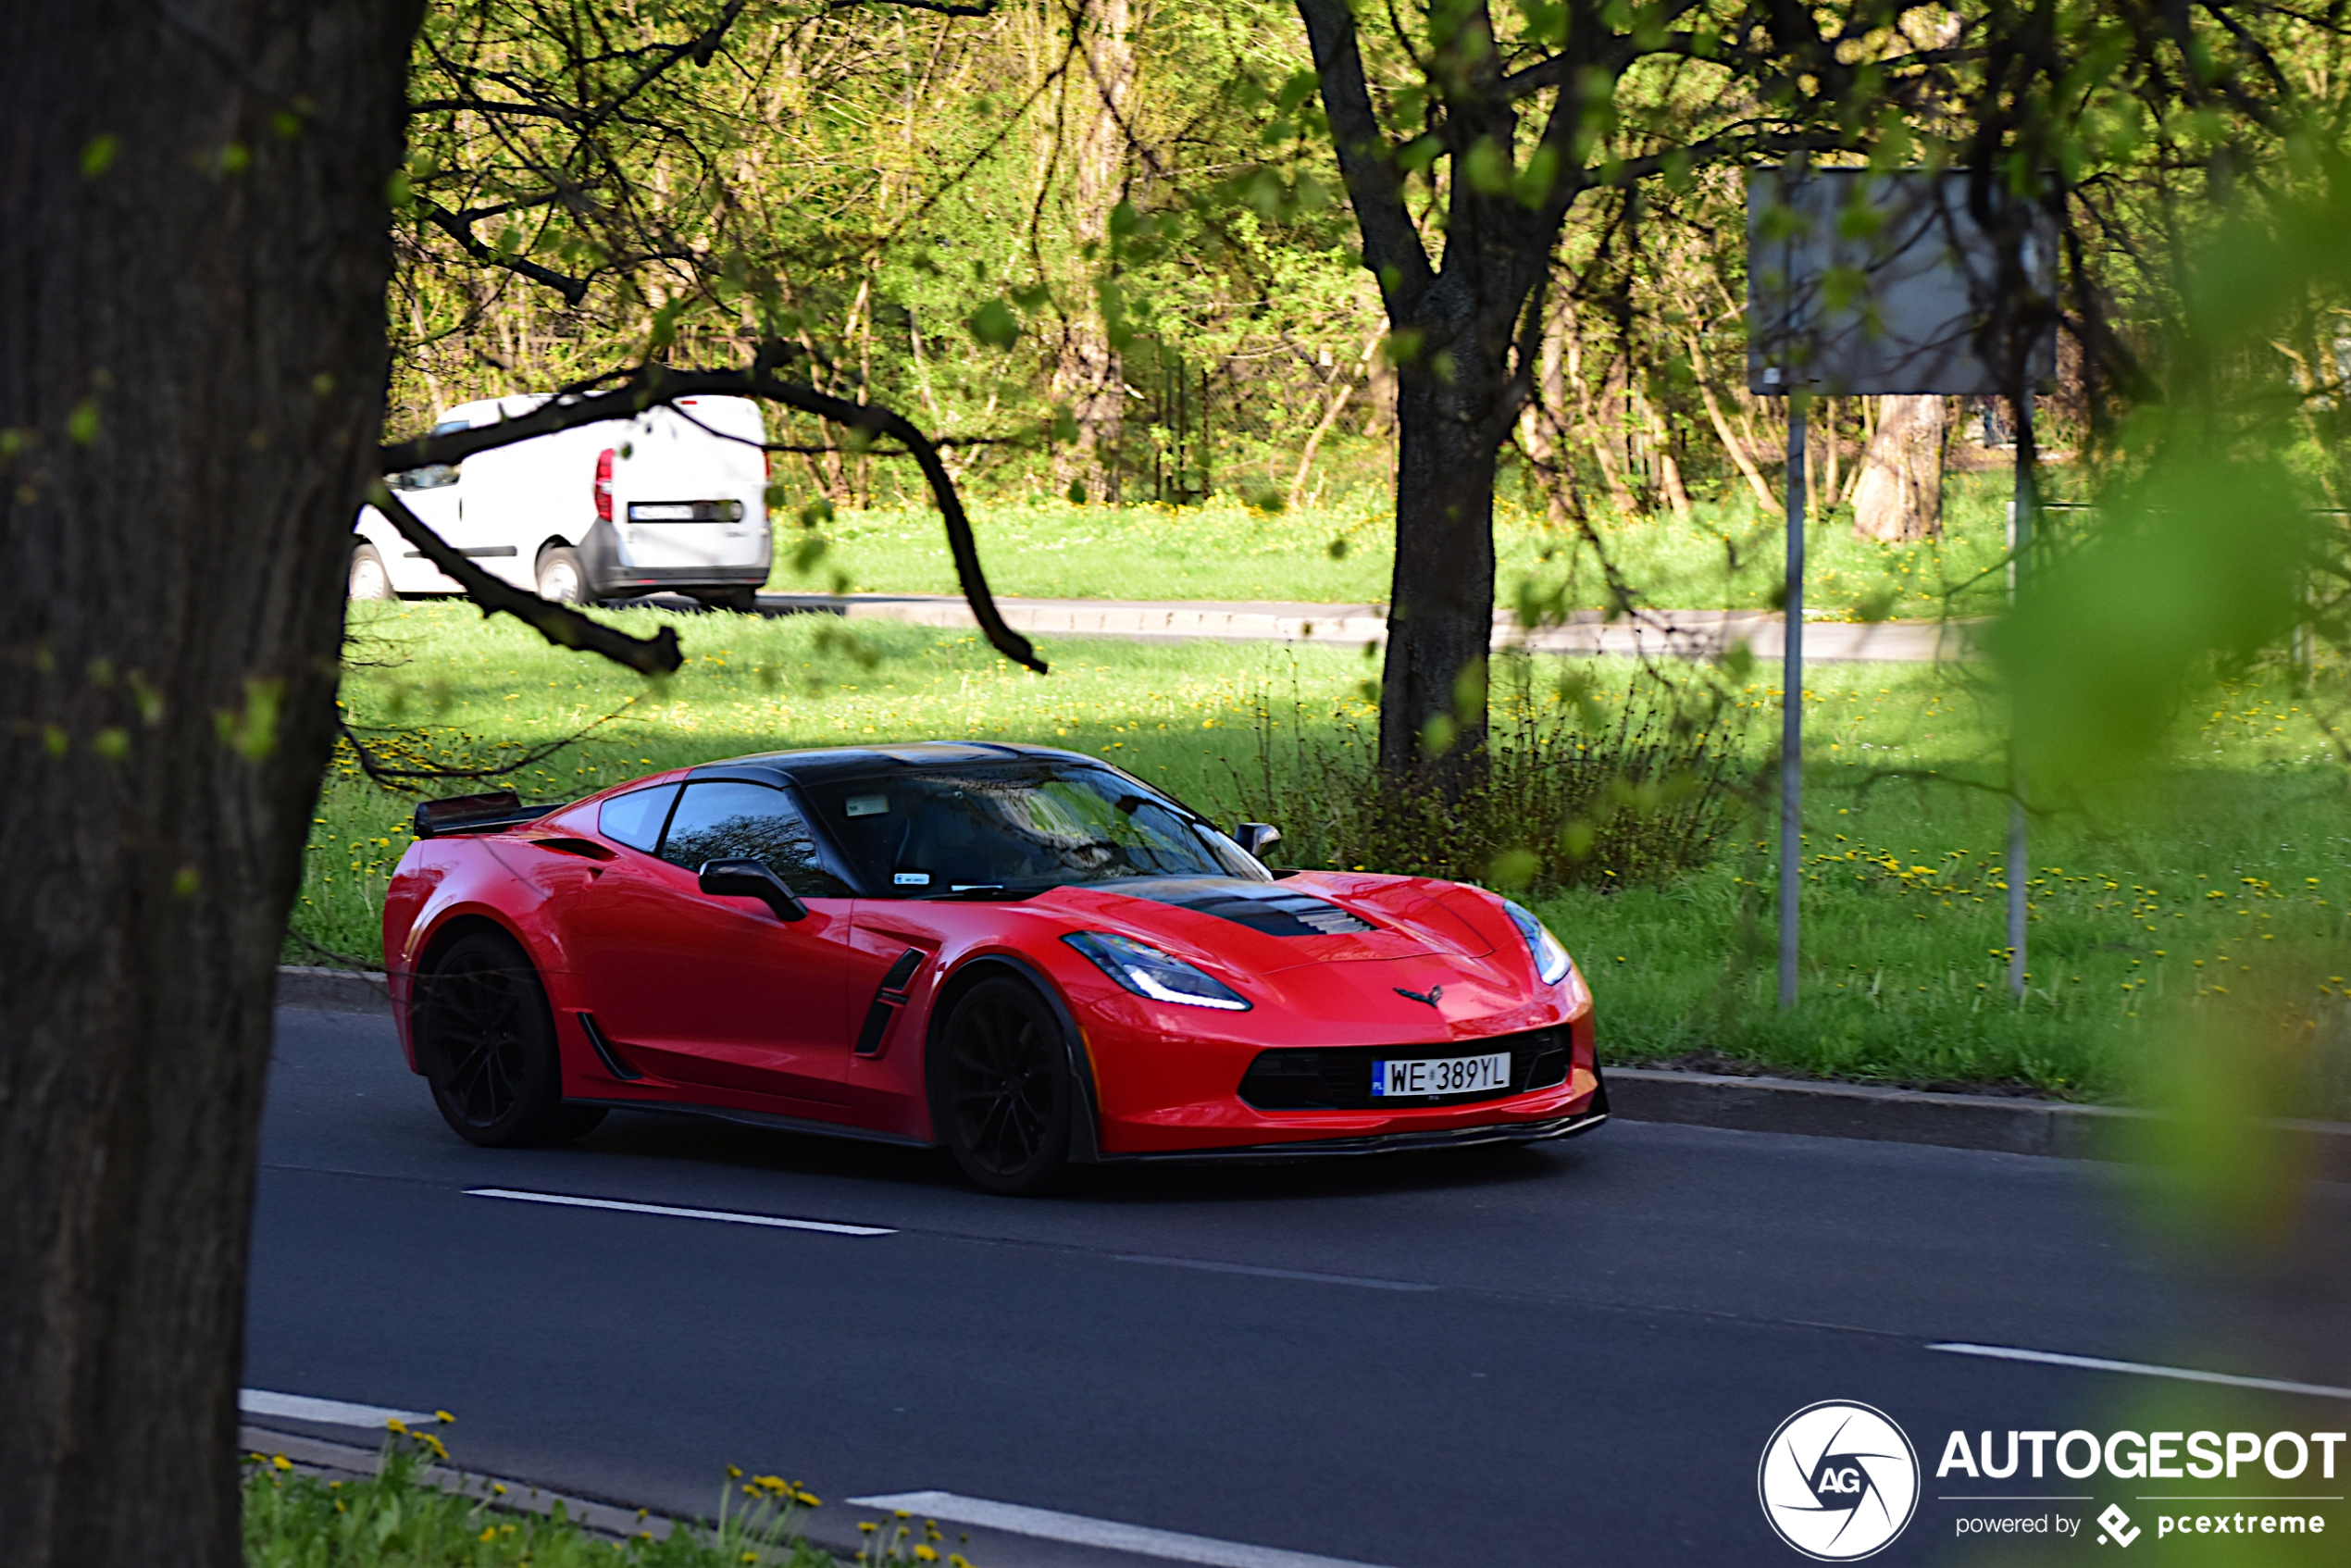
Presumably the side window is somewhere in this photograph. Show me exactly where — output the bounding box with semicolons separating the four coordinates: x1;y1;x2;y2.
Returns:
598;782;678;852
660;781;853;898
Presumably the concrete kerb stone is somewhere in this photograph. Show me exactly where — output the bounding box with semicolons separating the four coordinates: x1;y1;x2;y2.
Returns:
275;964;392;1014
272;965;2351;1176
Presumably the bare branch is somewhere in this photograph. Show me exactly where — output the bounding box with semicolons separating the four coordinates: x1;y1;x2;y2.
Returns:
414;198;591;305
828;0;1001;14
367;484;684;676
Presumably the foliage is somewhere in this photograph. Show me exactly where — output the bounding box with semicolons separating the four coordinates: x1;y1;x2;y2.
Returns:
1216;657;1743;892
243;1426;832;1568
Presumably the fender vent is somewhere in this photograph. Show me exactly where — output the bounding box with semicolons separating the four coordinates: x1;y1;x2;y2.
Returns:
853;948;927;1057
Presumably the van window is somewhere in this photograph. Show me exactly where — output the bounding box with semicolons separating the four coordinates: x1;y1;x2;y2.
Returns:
659;780;853;897
598;783;678;852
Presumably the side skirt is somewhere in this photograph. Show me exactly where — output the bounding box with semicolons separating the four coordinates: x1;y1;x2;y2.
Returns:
568;1097;936;1151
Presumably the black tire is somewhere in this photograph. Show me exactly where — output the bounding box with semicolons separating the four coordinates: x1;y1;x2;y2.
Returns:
348;542;395;601
689;585;759;613
928;976;1076;1196
413;928;605;1147
536;545;587;604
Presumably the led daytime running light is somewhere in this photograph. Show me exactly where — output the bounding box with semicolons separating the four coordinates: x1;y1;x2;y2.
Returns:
1063;932;1250;1011
1501;899;1573;986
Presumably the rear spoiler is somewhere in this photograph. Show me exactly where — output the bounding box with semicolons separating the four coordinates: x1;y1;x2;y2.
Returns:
411;790;561;840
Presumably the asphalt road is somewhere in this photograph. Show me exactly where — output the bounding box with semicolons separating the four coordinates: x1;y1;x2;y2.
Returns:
246;1005;2351;1567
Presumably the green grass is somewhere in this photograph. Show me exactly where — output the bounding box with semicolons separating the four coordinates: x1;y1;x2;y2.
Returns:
800;474;2017;618
243;1426;916;1567
305;600;2351;1106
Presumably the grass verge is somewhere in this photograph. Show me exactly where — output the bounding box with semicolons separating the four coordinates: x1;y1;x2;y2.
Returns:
245;1426;966;1568
805;478;2016;618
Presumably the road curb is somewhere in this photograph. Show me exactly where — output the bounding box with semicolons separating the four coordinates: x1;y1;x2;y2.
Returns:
269;966;2350;1175
1607;1066;2351;1180
276;964;391;1014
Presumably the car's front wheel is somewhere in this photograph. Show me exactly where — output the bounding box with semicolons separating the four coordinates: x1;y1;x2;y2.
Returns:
929;976;1076;1196
413;928;605;1148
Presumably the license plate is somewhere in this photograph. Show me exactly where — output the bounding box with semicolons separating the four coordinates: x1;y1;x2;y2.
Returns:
1370;1052;1511;1099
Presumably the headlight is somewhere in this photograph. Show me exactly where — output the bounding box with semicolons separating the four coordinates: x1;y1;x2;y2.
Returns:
1063;932;1251;1011
1500;899;1573;986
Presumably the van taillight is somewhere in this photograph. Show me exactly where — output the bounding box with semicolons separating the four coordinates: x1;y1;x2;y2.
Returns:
593;448;615;522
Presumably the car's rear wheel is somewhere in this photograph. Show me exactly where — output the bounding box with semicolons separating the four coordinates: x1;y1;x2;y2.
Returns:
929;976;1075;1196
414;928;605;1148
348;542;394;601
536;545;586;604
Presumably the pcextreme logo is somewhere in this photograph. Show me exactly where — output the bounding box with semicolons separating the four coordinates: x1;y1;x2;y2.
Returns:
1759;1401;1922;1561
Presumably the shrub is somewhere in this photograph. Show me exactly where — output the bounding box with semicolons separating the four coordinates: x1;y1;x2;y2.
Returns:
1216;656;1745;893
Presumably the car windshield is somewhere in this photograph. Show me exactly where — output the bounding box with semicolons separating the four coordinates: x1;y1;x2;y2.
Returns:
802;763;1266;897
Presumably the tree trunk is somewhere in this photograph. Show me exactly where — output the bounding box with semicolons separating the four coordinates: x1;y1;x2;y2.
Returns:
1850;394;1947;541
1379;352;1499;785
0;7;419;1568
1051;0;1133;503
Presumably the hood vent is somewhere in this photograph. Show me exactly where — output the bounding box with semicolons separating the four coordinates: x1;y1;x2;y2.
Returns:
1108;878;1376;938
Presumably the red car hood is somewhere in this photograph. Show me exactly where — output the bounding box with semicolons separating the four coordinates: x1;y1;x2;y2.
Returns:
1040;873;1499;977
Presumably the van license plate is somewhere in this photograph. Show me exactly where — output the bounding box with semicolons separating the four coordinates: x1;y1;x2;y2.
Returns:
1370;1052;1511;1098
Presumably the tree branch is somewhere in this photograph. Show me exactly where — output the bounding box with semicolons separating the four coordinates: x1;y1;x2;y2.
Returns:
414;198;591;305
827;0;1001;14
1295;0;1434;311
367;484;684;675
379;356;1047;675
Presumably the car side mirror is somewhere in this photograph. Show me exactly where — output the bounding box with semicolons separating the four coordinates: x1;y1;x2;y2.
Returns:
697;858;808;922
1233;822;1282;858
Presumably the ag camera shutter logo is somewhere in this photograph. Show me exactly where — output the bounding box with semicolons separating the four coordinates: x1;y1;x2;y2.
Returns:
1759;1400;1921;1560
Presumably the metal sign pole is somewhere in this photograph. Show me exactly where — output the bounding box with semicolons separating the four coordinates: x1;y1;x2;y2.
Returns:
2006;396;2034;996
1779;394;1806;1010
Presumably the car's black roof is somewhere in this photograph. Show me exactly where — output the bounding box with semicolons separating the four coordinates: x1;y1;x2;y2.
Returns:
685;740;1111;787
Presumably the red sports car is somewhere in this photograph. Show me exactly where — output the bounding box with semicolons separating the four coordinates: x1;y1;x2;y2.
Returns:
383;743;1606;1193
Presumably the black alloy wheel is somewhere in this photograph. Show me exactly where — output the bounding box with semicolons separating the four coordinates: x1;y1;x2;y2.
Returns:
930;976;1076;1195
414;928;605;1148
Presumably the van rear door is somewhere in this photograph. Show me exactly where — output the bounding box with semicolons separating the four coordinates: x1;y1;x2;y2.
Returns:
610;399;768;574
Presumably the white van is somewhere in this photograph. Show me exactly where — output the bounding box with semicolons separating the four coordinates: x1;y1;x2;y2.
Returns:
351;392;773;608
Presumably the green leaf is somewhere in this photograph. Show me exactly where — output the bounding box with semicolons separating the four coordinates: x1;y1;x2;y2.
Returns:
966;299;1021;349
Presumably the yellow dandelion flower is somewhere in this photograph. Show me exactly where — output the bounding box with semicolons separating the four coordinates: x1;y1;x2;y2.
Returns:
916;1547;939;1562
272;1454;292;1472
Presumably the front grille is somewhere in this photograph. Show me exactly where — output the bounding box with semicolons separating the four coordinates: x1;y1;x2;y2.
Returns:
1238;1027;1574;1111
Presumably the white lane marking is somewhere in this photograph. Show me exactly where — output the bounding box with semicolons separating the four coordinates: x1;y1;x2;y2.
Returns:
1928;1342;2351;1401
1116;1253;1437;1293
847;1491;1393;1568
240;1389;436;1428
467;1188;893;1237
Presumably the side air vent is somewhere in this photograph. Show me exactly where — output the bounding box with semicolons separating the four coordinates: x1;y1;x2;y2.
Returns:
577;1012;644;1081
854;948;927;1057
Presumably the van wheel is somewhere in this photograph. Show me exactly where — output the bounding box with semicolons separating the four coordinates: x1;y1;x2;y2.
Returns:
349;543;395;601
537;546;586;604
